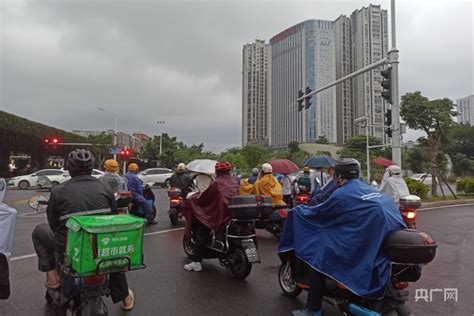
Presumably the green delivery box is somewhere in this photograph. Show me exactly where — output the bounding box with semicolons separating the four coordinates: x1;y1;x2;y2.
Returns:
66;214;145;275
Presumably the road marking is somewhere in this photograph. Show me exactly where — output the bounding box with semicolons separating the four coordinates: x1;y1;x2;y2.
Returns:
9;226;185;262
4;199;30;206
420;203;474;211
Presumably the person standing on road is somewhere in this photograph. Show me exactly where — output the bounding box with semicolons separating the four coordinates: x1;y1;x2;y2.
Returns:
100;159;128;193
280;173;293;207
0;178;17;300
169;163;193;199
31;149;135;310
125;163;158;225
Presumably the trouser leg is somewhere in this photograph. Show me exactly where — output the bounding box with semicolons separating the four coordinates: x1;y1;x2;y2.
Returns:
135;195;154;219
32;223;56;272
306;268;325;310
109;272;129;304
192;220;210;263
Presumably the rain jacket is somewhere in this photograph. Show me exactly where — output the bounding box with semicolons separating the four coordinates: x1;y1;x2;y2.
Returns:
255;173;286;206
124;171;144;200
0;179;16;257
239;178;255;195
380;171;410;205
100;172;128;193
279;178;406;298
182;174;239;237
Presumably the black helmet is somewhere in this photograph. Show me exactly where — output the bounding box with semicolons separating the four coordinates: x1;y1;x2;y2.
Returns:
335;158;360;179
66;149;95;176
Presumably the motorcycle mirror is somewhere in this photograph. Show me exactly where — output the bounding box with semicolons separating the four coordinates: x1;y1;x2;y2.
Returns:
28;195;48;211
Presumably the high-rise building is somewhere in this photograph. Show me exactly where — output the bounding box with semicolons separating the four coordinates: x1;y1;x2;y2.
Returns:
268;20;336;147
457;95;474;125
350;4;389;140
334;15;353;145
242;40;270;146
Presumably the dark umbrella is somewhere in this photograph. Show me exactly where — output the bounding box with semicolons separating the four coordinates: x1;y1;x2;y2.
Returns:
268;159;299;174
303;155;338;169
373;157;397;168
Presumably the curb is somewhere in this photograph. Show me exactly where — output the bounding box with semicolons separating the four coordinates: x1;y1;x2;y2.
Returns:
420;199;474;209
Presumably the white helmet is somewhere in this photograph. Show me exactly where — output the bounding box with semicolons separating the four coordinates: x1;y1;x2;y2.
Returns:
261;163;273;174
177;163;186;172
387;165;401;177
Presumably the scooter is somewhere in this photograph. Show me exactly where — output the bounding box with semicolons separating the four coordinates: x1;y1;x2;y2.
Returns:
167;187;184;225
293;185;310;206
130;182;157;224
255;206;290;240
28;195;145;316
182;195;269;279
278;228;437;316
399;195;420;229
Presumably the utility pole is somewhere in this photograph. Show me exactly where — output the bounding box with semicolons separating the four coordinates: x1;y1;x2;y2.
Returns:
157;121;165;157
389;0;401;166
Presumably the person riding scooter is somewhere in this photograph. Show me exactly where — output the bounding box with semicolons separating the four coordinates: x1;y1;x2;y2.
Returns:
279;159;406;316
380;165;410;206
100;159;128;193
31;149;134;310
0;178;17;300
254;163;286;206
169;163;193;199
182;161;239;272
125;163;158;225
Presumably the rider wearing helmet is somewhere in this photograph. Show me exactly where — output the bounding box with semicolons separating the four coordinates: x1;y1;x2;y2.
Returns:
247;168;259;185
100;159;128;193
298;167;312;193
169;163;193;199
380;165;410;206
182;161;239;272
31;149;134;310
283;158;405;316
125;163;158;225
254;163;286;206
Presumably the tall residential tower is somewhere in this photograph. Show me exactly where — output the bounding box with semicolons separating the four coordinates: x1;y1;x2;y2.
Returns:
457;95;474;125
242;40;270;146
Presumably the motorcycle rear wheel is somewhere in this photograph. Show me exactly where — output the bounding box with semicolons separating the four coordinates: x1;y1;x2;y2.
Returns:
278;262;302;297
170;212;179;225
229;247;252;280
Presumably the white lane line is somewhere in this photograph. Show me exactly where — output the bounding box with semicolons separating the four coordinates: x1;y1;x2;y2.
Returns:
9;227;185;262
420;203;474;211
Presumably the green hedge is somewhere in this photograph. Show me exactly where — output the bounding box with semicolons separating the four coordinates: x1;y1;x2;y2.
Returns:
405;178;430;199
456;178;474;195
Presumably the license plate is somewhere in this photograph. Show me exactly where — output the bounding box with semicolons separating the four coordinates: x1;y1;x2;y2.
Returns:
241;239;260;263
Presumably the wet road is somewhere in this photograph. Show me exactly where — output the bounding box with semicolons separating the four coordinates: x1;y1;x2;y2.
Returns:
1;188;473;315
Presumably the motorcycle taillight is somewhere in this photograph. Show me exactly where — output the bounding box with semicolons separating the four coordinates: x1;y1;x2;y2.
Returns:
83;274;106;286
170;198;181;204
393;281;409;290
277;209;288;218
402;211;416;222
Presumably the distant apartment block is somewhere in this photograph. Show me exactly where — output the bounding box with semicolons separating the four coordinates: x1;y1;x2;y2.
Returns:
457;95;474;125
242;40;270;146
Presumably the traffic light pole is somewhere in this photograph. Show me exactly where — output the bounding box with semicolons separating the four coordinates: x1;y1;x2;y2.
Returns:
389;0;401;166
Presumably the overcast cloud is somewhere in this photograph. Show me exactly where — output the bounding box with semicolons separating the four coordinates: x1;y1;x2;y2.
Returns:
1;0;473;152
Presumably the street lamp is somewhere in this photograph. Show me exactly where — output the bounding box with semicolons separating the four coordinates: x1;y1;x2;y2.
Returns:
157;121;165;156
97;108;118;159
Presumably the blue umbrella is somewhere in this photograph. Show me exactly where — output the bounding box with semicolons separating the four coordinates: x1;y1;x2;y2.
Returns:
303;155;338;169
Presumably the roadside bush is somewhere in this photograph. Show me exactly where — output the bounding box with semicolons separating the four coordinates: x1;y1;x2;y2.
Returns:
404;178;429;199
456;178;474;195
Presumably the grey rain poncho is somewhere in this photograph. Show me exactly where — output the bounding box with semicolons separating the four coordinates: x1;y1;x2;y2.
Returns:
0;179;17;257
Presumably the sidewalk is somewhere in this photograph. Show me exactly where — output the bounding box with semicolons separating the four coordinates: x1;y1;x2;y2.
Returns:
420;199;474;209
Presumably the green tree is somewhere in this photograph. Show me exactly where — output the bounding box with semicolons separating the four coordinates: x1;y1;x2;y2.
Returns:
400;92;457;195
220;152;248;173
288;141;300;153
87;133;113;169
451;153;474;177
338;135;385;178
240;145;270;168
315;135;329;144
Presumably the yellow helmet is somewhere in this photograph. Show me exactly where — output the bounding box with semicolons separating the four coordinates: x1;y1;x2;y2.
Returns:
128;163;139;172
104;159;119;172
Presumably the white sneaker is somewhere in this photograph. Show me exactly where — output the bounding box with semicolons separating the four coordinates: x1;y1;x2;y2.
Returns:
184;262;203;272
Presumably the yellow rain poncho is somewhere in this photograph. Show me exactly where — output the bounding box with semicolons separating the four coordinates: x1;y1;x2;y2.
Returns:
254;173;286;206
239;178;255;195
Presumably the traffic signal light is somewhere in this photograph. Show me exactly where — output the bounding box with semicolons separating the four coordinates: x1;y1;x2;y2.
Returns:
384;109;392;138
44;137;60;145
381;67;392;104
304;86;312;109
120;148;132;159
297;90;304;111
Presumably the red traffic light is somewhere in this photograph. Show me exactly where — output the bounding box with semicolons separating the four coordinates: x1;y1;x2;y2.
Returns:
44;139;49;144
52;138;58;144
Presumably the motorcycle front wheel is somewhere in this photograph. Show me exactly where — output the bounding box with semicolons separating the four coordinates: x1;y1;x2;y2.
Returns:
182;234;195;258
229;247;252;280
278;262;302;297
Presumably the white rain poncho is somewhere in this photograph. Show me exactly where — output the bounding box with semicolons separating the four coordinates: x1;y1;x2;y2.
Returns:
380;166;410;205
0;179;17;257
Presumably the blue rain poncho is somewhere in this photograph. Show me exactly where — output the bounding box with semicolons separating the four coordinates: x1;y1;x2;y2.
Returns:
0;179;17;257
279;178;406;298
